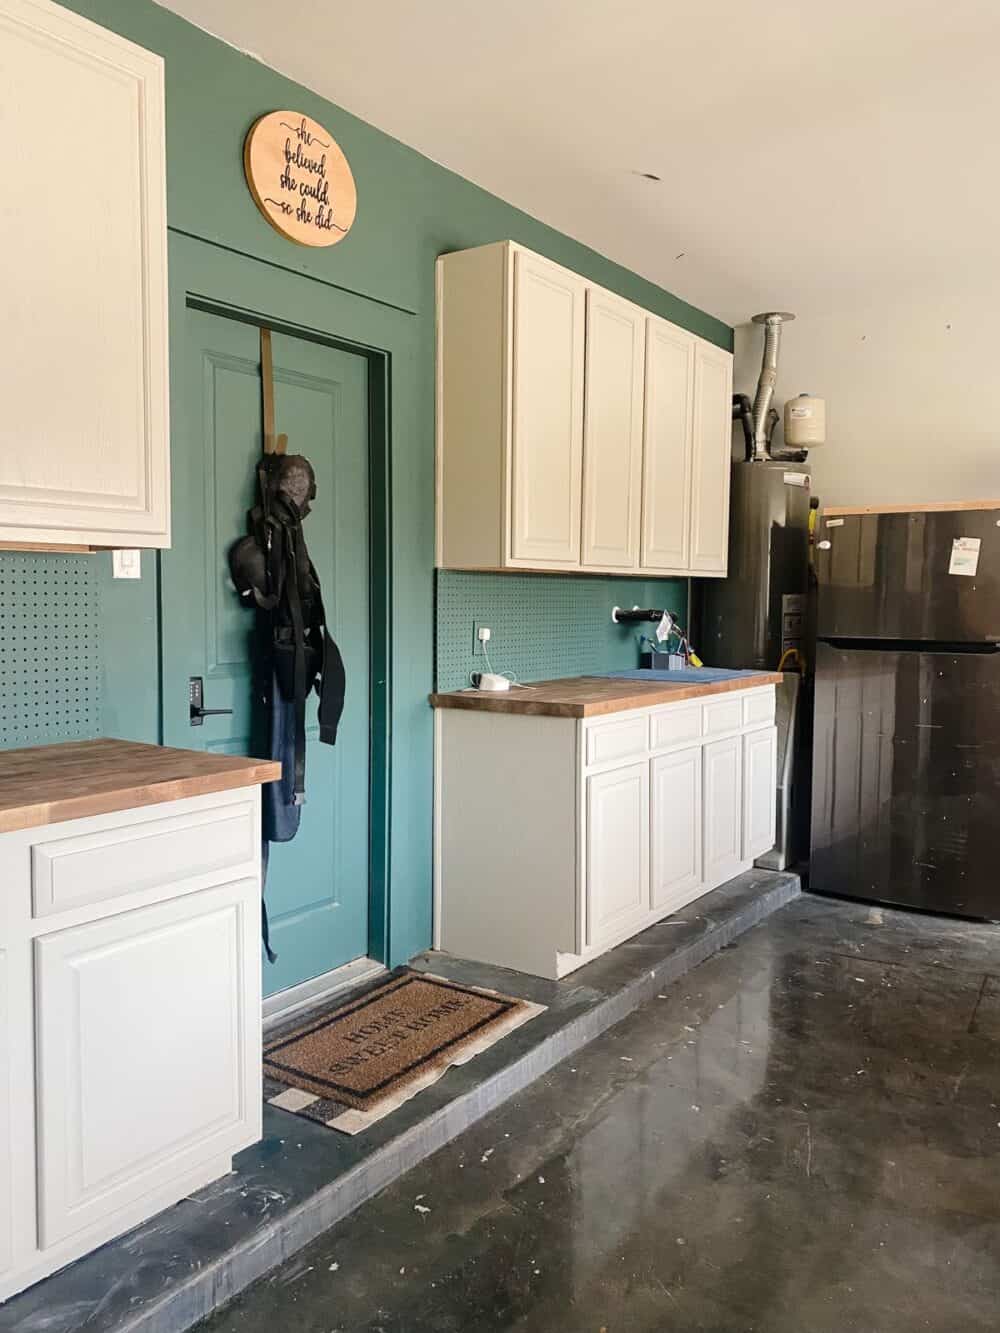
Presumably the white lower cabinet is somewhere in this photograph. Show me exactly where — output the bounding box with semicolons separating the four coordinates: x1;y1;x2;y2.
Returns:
437;685;778;980
651;746;703;912
0;787;263;1304
35;883;256;1249
586;763;650;949
743;725;778;860
0;948;11;1278
702;735;745;890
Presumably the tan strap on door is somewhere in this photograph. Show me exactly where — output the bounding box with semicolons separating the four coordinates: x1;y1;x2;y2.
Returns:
260;327;288;456
260;327;276;455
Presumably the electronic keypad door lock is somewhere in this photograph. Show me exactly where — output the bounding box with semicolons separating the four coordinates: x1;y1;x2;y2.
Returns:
189;676;234;726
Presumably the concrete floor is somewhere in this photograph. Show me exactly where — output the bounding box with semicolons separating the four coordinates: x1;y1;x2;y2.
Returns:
198;894;1000;1332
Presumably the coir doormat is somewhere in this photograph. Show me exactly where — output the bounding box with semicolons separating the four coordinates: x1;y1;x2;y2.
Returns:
264;971;545;1134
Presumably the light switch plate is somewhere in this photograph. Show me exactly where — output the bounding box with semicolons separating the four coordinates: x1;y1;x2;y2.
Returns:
112;549;141;580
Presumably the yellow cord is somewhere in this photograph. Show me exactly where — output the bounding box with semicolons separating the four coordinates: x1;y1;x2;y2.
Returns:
777;647;803;673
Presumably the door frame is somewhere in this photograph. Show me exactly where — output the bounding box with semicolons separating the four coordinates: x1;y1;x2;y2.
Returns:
162;231;417;969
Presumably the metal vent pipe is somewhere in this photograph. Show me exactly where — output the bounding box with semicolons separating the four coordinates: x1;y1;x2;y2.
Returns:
750;311;795;460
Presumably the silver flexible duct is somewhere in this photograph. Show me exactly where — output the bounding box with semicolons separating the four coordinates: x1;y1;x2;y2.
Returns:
750;311;795;460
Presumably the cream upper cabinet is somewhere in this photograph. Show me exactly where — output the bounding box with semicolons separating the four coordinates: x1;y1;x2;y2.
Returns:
581;289;644;569
0;0;169;550
688;340;734;575
641;317;695;572
436;240;732;577
510;250;586;565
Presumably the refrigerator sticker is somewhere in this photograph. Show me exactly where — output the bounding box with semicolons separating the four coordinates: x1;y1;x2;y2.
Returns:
948;536;981;577
783;472;808;487
826;518;845;527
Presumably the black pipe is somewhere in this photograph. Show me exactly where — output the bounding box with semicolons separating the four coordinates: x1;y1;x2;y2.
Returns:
613;608;666;625
732;392;754;460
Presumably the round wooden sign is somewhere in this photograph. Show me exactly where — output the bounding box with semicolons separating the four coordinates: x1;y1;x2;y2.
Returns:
243;111;357;247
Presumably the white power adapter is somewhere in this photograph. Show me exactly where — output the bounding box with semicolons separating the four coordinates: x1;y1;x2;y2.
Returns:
476;672;511;692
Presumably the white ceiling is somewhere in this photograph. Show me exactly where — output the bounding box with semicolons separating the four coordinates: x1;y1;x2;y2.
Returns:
156;0;1000;327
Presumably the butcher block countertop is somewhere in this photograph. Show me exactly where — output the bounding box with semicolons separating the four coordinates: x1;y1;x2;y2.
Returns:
430;673;783;720
0;738;281;834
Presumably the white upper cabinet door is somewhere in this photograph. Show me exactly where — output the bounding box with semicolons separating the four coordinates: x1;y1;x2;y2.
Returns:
702;735;743;890
585;761;650;950
651;746;703;913
34;882;258;1249
509;250;586;565
581;289;644;569
688;340;734;575
0;0;169;548
0;948;10;1277
743;726;778;860
641;317;695;571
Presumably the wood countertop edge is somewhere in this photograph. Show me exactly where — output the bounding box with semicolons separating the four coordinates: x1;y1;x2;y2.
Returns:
823;500;1000;516
429;673;784;718
0;762;282;835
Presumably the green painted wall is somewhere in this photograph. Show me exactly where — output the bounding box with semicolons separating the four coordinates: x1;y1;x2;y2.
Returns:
3;0;732;966
436;573;688;692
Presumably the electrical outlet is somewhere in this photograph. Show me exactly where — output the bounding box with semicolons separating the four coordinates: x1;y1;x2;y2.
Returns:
472;621;492;656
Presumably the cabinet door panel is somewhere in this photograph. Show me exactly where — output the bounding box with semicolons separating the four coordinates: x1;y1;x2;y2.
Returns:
651;748;702;911
641;318;695;571
34;881;259;1248
0;948;10;1277
689;342;733;574
703;735;743;889
581;290;644;568
744;727;778;860
0;0;168;547
510;251;585;564
586;763;650;949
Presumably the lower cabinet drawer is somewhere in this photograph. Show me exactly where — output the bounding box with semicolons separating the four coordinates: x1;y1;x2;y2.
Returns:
650;703;701;751
34;880;259;1248
743;689;776;727
31;799;257;920
703;695;743;737
585;714;649;767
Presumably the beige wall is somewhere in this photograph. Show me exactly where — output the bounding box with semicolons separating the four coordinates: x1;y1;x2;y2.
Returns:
733;287;1000;508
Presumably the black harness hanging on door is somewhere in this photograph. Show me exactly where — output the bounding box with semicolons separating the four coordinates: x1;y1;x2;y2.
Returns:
227;329;346;957
229;449;346;798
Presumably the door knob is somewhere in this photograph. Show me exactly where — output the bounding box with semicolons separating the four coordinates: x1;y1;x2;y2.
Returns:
189;676;234;726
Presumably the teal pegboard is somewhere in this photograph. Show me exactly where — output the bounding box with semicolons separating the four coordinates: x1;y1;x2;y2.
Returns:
0;553;101;750
436;571;688;691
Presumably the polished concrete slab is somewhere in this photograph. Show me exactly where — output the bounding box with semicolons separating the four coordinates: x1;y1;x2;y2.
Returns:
0;869;798;1333
196;895;1000;1333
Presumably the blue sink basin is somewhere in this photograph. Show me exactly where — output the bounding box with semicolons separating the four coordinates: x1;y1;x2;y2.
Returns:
602;667;762;684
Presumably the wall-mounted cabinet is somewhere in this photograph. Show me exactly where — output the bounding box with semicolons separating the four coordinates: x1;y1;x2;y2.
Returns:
435;241;732;578
0;0;170;551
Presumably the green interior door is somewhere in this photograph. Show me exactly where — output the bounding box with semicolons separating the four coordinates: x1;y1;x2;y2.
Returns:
162;306;371;996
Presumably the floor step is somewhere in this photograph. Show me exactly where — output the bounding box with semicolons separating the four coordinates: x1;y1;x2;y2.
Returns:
1;868;799;1333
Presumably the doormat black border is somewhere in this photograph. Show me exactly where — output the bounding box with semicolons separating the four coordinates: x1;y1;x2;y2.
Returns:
263;971;519;1102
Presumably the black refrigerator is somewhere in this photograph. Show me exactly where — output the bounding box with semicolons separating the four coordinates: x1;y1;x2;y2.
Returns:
810;505;1000;920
